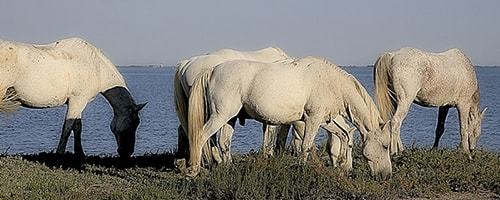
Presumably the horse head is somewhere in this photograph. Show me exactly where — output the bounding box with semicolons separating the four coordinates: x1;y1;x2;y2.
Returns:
469;106;487;151
362;121;392;181
110;102;147;158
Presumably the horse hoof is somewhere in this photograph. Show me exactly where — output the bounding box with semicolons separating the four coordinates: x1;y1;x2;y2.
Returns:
75;152;85;158
185;165;201;177
56;150;66;155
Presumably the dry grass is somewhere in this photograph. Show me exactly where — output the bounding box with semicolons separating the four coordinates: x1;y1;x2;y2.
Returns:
0;148;498;199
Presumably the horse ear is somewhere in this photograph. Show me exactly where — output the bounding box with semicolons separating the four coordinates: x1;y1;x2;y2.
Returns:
135;102;148;112
481;107;487;118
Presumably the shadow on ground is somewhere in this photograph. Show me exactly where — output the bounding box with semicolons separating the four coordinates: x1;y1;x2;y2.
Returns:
7;152;179;170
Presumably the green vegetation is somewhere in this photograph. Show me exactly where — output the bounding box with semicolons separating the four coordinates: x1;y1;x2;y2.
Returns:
0;148;498;199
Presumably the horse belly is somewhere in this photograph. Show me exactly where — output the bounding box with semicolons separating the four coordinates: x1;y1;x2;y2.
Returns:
416;76;461;107
244;80;306;124
415;87;458;107
14;67;70;108
243;102;303;125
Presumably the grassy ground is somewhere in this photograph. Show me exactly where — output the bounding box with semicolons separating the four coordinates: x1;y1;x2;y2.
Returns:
0;148;498;199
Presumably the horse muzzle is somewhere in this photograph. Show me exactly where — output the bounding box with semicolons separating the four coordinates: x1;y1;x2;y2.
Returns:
117;147;134;158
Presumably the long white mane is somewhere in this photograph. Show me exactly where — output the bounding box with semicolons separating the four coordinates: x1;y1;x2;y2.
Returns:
304;57;382;128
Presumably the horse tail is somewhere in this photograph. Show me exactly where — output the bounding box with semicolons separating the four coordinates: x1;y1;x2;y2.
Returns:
374;53;397;122
0;87;20;113
187;68;214;166
174;61;189;135
173;61;190;158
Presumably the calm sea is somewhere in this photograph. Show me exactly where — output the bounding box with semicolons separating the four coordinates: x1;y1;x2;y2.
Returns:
0;66;498;155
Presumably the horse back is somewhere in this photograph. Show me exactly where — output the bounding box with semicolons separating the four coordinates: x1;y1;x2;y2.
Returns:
392;48;478;106
210;60;309;124
10;38;124;104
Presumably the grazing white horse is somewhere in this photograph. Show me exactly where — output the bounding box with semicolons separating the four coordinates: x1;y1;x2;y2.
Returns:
374;47;486;156
187;57;392;179
0;38;146;157
174;47;291;164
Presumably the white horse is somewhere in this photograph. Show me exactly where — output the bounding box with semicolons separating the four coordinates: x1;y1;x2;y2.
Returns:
0;38;146;157
374;47;486;156
177;49;354;168
174;47;291;164
187;57;392;179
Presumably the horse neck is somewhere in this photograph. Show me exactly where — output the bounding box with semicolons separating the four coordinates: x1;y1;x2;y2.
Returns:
94;50;127;92
101;86;136;116
341;76;382;135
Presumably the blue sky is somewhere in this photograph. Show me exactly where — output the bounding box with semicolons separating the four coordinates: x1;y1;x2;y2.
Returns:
1;1;499;66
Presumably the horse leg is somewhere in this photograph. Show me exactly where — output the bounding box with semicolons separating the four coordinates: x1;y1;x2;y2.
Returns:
275;124;290;155
457;104;472;157
322;121;352;171
326;132;340;168
201;135;217;166
177;125;189;158
345;128;355;172
73;119;84;157
322;124;344;162
390;99;412;155
189;114;232;175
56;119;76;154
433;106;450;149
301;116;322;162
334;117;355;170
219;118;236;164
261;124;277;157
56;99;87;155
291;121;305;155
209;132;222;165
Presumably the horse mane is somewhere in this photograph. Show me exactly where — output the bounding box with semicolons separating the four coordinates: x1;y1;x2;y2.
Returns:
304;56;382;128
348;75;383;128
268;47;290;58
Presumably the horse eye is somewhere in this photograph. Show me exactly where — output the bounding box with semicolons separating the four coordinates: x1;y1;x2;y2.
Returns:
383;145;389;150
